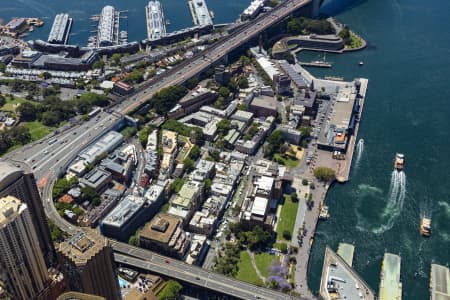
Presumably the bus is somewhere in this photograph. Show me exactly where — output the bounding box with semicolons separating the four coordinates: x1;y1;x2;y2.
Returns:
88;107;102;119
48;138;57;145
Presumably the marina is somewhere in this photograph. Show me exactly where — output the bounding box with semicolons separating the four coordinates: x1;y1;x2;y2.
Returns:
146;1;167;41
188;0;213;26
430;264;450;300
299;61;332;68
379;253;402;300
47;13;73;45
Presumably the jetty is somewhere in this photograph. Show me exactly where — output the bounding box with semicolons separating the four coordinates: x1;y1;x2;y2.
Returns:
146;1;167;41
299;61;332;68
48;13;73;45
188;0;213;26
337;243;355;266
430;264;450;300
379;253;402;300
320;247;376;300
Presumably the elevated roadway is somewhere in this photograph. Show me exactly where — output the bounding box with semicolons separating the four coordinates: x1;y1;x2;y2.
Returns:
113;242;305;300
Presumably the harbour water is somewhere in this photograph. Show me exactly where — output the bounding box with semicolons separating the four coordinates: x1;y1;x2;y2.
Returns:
1;0;449;299
303;0;450;299
0;0;248;45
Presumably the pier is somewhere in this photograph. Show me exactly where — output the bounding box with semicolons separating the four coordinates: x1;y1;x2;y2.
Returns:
48;13;72;45
188;0;213;26
430;264;450;300
146;1;167;41
337;243;355;266
96;5;121;47
320;247;375;300
299;61;332;68
379;253;402;300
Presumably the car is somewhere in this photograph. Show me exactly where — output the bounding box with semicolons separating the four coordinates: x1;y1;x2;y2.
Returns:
31;159;36;163
165;260;170;264
195;277;200;280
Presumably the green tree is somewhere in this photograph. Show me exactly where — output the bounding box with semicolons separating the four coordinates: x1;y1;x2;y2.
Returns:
265;130;284;158
17;102;38;121
216;119;231;137
158;280;182;300
184;77;199;89
302;179;308;186
299;126;312;138
219;86;230;98
92;60;105;69
7;126;30;145
111;53;121;65
128;234;139;246
291;191;298;203
314;167;336;181
189;145;201;160
138;128;149;146
239;55;251;66
0;62;6;73
170;178;185;193
42;72;52;79
183;157;195;172
283;230;292;240
0;94;6;107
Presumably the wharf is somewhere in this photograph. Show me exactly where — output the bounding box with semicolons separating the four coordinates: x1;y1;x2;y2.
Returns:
337;243;355;267
379;253;402;300
188;0;213;26
320;247;375;300
299;61;332;68
430;264;450;300
335;77;368;182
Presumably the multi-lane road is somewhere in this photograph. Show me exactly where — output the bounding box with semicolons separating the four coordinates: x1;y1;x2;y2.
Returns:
112;242;305;300
2;0;317;298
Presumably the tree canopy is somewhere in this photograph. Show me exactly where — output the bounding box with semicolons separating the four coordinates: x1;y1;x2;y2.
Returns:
287;17;335;35
314;167;336;181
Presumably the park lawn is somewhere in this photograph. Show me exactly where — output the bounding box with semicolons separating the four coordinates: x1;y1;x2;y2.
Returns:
254;252;276;278
1;96;33;113
276;195;299;241
236;251;263;286
22;121;54;141
273;153;299;168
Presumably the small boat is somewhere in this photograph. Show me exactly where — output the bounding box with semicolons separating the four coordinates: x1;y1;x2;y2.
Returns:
420;217;431;237
359;61;364;66
394;153;404;171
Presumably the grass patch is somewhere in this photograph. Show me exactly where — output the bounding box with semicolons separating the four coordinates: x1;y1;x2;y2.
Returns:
349;32;363;49
22;121;55;140
254;252;276;278
1;96;33;113
276;195;299;241
236;251;263;286
273;153;299;168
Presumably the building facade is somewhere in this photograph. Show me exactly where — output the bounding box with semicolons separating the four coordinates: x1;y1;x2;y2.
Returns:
0;196;49;299
0;162;55;265
57;231;121;300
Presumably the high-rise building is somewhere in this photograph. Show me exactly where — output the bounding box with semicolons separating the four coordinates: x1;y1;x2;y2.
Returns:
0;196;49;299
0;161;55;265
57;231;121;300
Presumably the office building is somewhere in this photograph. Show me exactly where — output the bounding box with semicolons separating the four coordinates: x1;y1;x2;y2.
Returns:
57;231;121;300
57;291;106;300
0;161;55;265
139;213;190;259
0;196;49;299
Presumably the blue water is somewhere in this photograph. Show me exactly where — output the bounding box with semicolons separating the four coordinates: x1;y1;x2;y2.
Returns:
303;0;450;299
0;0;250;45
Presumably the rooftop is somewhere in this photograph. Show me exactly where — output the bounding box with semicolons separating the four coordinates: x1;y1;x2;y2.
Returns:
58;231;108;266
251;95;277;111
251;196;268;216
102;195;145;228
0;196;24;226
140;213;181;244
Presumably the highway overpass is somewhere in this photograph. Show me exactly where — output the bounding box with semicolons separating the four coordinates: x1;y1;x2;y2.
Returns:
112;242;306;300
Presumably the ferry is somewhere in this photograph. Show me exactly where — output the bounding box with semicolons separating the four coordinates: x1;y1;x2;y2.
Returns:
394;153;404;171
420;217;431;237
